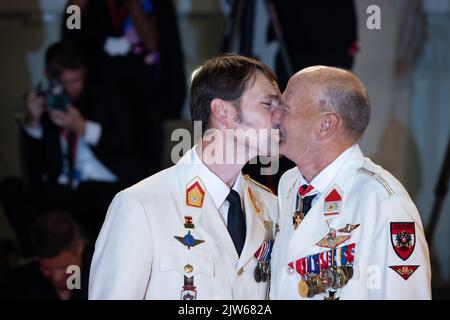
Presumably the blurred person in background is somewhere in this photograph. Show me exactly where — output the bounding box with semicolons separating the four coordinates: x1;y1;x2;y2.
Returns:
0;40;157;250
62;0;186;164
268;0;358;91
1;211;91;300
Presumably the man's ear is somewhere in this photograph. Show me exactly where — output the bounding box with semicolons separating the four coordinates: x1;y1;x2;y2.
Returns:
318;113;339;140
210;98;229;127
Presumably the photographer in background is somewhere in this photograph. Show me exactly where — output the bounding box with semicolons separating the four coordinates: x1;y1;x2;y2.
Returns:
1;40;158;249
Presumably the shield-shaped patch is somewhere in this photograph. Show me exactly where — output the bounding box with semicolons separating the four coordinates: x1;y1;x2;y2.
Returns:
390;222;415;261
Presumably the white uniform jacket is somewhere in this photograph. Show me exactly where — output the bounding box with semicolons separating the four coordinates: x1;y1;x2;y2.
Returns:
89;147;278;299
270;145;431;300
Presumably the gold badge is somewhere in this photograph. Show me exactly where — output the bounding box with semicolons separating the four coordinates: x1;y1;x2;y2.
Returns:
186;178;205;208
316;228;350;249
184;264;194;273
338;223;360;233
298;279;310;298
293;212;305;229
263;220;273;231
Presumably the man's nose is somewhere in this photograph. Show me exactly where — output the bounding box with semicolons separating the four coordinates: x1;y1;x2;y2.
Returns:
272;107;282;125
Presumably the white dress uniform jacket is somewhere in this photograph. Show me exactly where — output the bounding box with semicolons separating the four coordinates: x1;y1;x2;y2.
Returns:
270;145;431;300
89;146;278;299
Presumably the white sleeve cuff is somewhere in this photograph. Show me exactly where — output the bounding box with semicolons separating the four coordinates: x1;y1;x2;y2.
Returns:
83;120;102;146
23;125;43;139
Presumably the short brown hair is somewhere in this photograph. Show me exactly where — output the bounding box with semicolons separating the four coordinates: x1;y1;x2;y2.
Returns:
32;211;80;258
45;40;85;73
189;55;277;134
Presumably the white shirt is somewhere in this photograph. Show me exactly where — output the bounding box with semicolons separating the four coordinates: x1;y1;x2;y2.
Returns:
190;145;244;226
24;121;117;185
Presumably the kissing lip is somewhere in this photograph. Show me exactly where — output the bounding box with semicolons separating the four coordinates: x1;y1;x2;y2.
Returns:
277;125;286;144
273;124;285;144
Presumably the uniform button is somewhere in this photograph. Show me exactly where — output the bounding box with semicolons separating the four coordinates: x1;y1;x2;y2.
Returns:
184;264;193;273
237;268;244;276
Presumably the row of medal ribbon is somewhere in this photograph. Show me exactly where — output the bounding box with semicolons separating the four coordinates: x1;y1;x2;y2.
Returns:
254;239;274;283
288;243;356;298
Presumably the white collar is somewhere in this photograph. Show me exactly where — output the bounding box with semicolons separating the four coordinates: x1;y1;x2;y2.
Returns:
298;144;357;194
189;145;243;209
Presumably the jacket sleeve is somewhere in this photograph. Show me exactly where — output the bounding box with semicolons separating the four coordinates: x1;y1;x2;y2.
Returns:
89;191;154;299
366;192;432;299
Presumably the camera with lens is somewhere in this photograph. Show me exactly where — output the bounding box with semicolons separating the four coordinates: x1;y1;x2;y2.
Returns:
36;71;69;112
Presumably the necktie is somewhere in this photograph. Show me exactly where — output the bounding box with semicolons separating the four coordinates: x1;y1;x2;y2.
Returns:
227;189;246;256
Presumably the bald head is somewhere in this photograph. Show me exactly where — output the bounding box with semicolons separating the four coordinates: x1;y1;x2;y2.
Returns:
289;66;371;141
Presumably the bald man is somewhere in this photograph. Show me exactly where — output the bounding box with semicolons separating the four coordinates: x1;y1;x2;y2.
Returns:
270;66;431;300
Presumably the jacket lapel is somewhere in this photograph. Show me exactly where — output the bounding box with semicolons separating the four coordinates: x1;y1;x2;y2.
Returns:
237;179;266;269
285;197;329;262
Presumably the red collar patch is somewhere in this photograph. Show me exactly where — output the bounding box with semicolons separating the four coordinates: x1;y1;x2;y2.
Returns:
323;187;342;216
390;222;415;261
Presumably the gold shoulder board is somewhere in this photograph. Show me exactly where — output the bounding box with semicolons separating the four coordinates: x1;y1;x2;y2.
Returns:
243;174;274;194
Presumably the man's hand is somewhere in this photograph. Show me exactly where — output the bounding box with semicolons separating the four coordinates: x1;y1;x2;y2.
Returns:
25;90;45;128
49;106;86;135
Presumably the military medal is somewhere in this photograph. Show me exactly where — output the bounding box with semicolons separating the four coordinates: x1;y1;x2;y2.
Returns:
253;240;274;283
339;265;354;284
333;267;347;289
293;212;304;229
288;243;356;299
320;269;334;290
298;278;310;298
261;262;269;282
292;184;316;229
181;275;197;300
298;277;316;298
254;262;263;283
293;192;302;229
